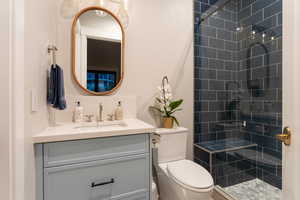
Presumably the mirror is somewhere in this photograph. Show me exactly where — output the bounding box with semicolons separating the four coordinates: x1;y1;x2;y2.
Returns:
72;7;124;95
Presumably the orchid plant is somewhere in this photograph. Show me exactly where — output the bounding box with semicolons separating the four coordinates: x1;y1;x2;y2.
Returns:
151;76;183;126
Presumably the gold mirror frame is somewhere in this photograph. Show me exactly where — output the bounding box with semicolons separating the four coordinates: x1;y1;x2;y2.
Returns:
71;6;125;95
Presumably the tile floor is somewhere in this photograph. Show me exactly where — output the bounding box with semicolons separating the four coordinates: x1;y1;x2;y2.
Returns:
224;178;281;200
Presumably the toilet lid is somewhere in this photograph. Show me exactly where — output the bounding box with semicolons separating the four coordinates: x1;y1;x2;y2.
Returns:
167;160;214;190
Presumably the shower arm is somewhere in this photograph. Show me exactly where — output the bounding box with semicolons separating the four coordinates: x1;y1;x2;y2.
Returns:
197;0;233;26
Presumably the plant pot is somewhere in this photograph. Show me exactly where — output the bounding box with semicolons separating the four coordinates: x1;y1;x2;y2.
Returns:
163;117;174;128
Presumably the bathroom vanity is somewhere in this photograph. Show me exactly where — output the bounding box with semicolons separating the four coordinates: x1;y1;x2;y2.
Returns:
34;5;156;200
34;119;155;200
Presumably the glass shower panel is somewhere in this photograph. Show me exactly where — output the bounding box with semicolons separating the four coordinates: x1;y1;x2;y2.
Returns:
234;0;283;199
194;0;282;199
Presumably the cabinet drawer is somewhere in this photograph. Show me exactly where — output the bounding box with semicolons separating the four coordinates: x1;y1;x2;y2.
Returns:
44;154;150;200
43;134;149;167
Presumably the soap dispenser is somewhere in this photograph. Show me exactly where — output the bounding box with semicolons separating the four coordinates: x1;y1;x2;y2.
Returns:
73;101;84;123
115;101;123;120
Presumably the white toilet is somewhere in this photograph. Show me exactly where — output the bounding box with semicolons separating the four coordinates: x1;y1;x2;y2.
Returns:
154;127;214;200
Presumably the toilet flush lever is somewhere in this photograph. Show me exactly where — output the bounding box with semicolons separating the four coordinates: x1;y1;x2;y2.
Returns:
152;133;161;147
276;126;291;146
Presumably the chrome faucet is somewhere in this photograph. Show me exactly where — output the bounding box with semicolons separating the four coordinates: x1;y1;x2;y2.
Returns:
107;113;115;121
98;103;104;122
84;114;94;122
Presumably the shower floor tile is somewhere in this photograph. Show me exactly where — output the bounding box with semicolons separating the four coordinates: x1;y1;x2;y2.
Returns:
224;178;281;200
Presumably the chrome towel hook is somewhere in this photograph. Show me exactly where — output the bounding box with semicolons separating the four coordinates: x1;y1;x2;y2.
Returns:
48;45;58;67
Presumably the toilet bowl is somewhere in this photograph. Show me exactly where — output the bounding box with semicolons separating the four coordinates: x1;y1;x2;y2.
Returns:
158;159;214;200
154;128;214;200
151;180;159;200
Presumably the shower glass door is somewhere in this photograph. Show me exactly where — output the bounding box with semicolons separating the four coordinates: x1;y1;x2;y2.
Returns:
194;0;282;199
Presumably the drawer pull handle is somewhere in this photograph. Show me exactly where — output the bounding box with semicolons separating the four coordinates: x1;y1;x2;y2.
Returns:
91;178;114;188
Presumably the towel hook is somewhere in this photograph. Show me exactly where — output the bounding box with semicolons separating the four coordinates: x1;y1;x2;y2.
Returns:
48;45;58;67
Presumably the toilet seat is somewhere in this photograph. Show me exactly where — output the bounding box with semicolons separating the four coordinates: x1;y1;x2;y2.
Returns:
167;160;214;192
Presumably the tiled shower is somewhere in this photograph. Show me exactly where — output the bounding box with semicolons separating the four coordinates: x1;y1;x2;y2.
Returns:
193;0;282;199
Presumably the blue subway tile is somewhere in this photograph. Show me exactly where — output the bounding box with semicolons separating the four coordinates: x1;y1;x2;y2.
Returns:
264;1;282;19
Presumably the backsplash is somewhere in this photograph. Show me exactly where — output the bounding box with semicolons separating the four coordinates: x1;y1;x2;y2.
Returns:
53;95;137;123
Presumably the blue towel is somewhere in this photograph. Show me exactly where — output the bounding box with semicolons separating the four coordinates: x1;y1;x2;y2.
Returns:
47;64;67;110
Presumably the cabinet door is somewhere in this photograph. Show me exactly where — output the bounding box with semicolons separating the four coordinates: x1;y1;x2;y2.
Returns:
44;154;150;200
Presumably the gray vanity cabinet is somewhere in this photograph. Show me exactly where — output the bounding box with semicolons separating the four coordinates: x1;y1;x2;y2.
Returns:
35;134;151;200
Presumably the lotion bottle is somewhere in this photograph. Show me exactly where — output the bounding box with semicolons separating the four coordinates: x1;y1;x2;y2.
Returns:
115;101;123;120
73;101;84;123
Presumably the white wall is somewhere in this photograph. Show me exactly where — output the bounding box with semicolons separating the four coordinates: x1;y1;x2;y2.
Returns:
124;0;194;158
56;0;194;158
0;0;12;199
80;13;122;41
24;0;57;199
22;0;193;199
283;0;300;199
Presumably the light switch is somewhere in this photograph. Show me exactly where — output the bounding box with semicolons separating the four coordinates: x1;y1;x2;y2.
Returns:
31;89;38;112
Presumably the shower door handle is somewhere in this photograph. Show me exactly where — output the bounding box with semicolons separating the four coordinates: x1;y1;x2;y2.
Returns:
276;127;291;146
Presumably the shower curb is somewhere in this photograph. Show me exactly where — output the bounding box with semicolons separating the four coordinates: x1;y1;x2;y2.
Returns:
213;186;236;200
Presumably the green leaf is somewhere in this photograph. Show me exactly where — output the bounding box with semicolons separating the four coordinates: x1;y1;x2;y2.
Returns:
169;108;182;115
172;116;179;126
163;106;170;117
169;99;183;111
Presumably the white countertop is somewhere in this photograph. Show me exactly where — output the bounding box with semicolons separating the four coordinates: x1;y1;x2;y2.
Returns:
33;118;155;143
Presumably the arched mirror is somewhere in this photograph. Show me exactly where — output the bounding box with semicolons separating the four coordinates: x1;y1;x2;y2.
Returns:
72;7;124;95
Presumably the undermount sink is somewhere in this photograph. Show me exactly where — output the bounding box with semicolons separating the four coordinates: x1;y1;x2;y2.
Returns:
33;118;155;143
74;120;127;130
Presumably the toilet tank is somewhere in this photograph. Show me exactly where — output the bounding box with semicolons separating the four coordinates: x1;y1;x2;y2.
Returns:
154;127;188;163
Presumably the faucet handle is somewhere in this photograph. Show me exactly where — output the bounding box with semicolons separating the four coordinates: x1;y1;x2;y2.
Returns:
107;114;115;121
84;114;94;122
98;103;103;122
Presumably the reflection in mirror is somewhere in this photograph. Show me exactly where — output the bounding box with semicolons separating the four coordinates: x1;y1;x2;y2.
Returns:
73;7;123;95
